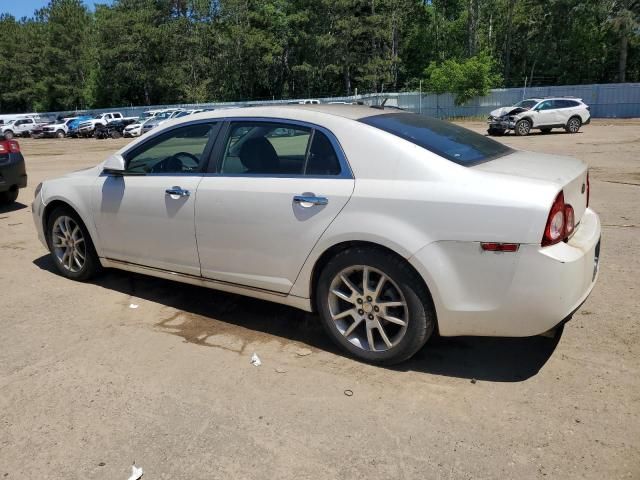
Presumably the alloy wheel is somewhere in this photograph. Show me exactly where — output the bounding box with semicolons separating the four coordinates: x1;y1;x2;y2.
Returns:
51;215;86;273
517;121;530;135
328;266;409;352
568;118;580;133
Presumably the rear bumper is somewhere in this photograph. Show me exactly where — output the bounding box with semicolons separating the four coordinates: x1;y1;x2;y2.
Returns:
0;153;27;192
410;208;601;337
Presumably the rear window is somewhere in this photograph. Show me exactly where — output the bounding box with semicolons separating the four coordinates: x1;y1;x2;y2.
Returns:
360;113;513;166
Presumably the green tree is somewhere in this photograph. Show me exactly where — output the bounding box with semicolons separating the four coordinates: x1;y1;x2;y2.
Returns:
424;54;502;105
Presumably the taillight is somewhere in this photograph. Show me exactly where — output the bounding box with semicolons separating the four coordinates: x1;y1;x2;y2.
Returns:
542;192;565;246
564;204;575;236
586;171;590;207
0;140;20;153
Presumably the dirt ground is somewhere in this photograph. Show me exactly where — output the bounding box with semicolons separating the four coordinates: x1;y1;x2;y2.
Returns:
0;119;638;479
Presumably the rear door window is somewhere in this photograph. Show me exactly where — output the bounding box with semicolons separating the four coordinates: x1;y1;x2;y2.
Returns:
220;122;343;176
360;113;513;166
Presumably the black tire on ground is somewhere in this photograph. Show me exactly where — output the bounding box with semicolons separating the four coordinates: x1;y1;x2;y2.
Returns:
111;130;122;139
56;130;65;139
565;116;582;134
487;127;506;136
514;119;531;136
540;128;552;134
316;246;435;365
0;189;19;205
3;130;14;140
46;206;102;281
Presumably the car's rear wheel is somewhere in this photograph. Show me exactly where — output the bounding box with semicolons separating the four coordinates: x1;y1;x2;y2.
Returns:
0;188;18;205
56;130;65;139
565;116;582;133
540;128;552;134
515;119;531;136
3;130;14;140
47;207;101;281
316;247;435;364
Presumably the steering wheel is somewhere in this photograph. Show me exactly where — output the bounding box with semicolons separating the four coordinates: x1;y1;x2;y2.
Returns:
149;152;200;173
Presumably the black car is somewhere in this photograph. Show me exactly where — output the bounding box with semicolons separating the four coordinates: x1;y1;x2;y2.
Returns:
0;138;27;205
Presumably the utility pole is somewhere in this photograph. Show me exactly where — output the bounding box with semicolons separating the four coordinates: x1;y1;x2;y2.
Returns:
419;80;422;114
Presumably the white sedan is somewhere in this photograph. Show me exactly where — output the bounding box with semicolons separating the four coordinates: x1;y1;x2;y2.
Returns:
32;105;601;364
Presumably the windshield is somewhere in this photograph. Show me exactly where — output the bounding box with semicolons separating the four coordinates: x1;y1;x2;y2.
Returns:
514;100;538;109
360;113;513;166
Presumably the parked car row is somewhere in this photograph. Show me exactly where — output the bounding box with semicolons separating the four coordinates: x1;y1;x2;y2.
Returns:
0;108;213;142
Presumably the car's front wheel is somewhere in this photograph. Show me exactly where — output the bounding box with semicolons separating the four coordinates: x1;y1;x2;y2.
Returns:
515;119;531;136
56;130;65;139
316;247;435;364
47;207;101;281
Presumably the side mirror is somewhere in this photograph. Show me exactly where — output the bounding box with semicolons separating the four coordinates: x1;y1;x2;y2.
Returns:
103;154;126;175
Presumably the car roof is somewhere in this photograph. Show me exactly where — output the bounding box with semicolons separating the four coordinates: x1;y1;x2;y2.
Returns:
191;104;399;121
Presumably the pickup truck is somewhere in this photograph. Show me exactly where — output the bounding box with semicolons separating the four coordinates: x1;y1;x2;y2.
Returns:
67;115;93;138
77;112;137;137
1;117;42;139
40;117;78;139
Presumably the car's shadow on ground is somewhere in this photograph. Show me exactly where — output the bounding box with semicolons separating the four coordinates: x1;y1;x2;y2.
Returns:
0;201;28;214
33;254;562;383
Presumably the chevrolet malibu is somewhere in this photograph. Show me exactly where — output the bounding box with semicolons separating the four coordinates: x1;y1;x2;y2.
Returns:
32;105;601;364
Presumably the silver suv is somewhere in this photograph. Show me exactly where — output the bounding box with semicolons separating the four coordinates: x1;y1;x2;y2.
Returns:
487;97;591;136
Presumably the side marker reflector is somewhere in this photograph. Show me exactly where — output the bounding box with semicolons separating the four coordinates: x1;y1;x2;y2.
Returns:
481;242;520;252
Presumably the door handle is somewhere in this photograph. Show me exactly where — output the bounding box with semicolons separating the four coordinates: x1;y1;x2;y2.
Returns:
293;195;328;206
165;187;190;197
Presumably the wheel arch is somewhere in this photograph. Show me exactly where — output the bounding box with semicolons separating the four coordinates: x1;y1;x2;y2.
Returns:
42;198;99;252
307;240;437;322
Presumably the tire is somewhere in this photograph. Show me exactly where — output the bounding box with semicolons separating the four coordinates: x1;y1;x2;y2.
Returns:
110;130;122;139
565;116;581;134
514;119;531;136
56;129;65;139
540;128;552;134
46;206;102;281
3;130;14;140
487;127;505;136
0;189;18;205
316;247;435;365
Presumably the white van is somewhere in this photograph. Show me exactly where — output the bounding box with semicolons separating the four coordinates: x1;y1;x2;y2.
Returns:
0;113;41;125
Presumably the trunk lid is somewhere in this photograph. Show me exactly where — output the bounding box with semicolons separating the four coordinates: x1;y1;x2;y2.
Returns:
474;150;589;222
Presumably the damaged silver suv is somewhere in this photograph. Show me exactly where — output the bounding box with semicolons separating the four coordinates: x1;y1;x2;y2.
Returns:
487;97;591;136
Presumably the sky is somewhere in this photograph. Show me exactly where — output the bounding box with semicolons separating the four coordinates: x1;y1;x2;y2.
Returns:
0;0;113;19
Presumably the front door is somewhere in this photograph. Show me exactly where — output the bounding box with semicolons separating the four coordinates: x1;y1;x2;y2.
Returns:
93;122;219;276
195;120;354;293
533;100;560;127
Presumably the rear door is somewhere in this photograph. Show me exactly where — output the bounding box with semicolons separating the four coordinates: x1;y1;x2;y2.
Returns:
195;119;354;293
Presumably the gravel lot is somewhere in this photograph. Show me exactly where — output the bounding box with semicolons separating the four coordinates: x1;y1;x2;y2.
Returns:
1;119;638;479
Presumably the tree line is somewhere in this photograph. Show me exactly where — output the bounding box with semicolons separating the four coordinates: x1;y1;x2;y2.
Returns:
0;0;638;113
